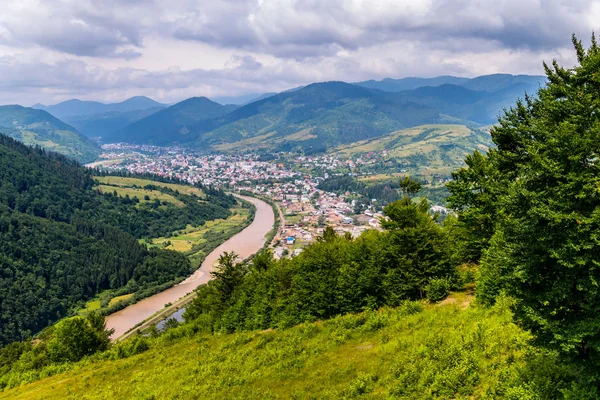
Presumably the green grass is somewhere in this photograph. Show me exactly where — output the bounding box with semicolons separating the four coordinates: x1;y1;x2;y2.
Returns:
95;176;205;198
95;184;184;207
1;297;542;399
108;294;134;307
78;299;101;316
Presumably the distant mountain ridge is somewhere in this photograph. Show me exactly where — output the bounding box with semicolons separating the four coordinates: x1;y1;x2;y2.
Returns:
0;105;99;162
355;73;546;93
33;96;167;119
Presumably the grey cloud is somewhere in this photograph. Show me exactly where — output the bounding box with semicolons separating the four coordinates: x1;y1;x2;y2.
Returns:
166;0;598;57
0;0;147;58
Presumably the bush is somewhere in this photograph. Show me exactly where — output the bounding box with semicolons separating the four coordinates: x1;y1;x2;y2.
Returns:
426;278;450;302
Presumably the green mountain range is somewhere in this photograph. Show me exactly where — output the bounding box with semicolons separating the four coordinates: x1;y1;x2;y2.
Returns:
33;96;166;119
113;82;455;152
105;74;543;151
0;105;99;163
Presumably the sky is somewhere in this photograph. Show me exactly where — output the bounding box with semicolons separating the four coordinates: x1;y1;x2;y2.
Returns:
0;0;598;106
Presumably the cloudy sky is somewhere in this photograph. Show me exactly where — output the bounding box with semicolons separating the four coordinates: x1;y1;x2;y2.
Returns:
0;0;598;105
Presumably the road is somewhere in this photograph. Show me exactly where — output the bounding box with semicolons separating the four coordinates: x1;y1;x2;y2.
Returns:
105;194;275;340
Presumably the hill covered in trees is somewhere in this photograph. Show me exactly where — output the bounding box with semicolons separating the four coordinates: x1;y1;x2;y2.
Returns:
0;134;235;344
0;105;99;163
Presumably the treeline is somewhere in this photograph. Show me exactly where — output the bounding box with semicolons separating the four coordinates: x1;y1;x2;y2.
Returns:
0;135;230;344
185;194;458;332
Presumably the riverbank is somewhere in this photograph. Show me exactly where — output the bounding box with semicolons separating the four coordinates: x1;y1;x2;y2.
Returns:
106;194;275;340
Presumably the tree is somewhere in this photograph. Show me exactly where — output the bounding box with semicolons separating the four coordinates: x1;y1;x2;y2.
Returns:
449;34;600;371
211;252;245;304
399;176;422;198
47;313;113;363
381;196;452;302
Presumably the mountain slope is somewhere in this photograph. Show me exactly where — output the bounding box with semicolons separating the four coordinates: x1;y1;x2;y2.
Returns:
34;96;166;119
0;134;234;344
0;105;99;162
194;82;452;152
334;124;492;176
110;97;234;144
63;107;164;139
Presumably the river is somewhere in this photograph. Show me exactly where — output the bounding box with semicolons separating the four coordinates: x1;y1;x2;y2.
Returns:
105;194;275;339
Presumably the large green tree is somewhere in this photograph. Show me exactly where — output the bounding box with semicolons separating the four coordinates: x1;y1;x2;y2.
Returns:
448;35;600;371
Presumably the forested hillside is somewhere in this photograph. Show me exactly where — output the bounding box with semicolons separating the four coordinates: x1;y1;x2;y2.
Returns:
0;135;234;344
0;106;99;163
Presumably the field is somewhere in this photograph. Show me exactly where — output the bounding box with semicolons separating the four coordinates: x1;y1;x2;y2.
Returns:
153;207;251;265
94;176;205;198
109;294;134;307
0;295;543;400
96;184;184;207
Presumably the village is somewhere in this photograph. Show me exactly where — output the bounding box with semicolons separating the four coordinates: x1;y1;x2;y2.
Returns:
96;143;442;258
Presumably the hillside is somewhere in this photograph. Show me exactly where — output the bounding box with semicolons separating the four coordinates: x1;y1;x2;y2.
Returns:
0;105;99;162
333;124;492;176
63;107;164;139
394;82;540;124
34;96;166;119
0;134;236;344
197;82;453;152
110;97;236;144
0;300;551;399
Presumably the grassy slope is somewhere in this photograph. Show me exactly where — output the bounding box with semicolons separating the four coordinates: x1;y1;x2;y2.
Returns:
334;124;492;177
95;176;205;198
1;297;535;400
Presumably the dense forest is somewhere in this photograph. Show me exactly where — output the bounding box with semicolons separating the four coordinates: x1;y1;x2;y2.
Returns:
0;135;235;344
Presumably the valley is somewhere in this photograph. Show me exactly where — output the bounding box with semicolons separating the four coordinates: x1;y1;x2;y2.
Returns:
106;194;275;340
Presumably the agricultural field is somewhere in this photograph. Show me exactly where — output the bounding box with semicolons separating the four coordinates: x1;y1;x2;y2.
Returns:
154;206;252;265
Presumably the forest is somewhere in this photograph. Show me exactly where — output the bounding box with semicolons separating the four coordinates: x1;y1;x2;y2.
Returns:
3;35;600;398
0;135;235;344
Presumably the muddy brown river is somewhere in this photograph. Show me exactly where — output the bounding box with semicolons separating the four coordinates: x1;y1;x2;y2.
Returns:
105;194;275;339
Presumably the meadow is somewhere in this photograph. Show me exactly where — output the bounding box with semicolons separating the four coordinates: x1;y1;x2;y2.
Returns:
1;295;551;400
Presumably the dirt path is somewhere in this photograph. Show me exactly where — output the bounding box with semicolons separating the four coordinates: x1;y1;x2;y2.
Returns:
106;194;275;340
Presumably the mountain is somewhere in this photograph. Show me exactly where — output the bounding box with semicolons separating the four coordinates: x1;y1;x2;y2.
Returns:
109;97;238;144
354;74;546;124
356;75;471;92
459;74;546;92
63;107;164;139
393;82;538;124
34;96;167;119
0;105;99;162
186;82;454;152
